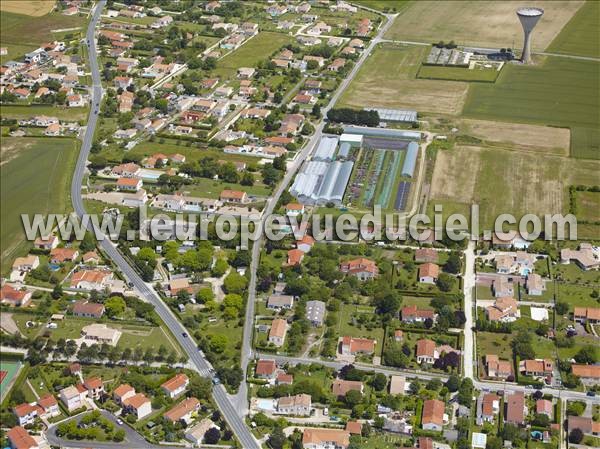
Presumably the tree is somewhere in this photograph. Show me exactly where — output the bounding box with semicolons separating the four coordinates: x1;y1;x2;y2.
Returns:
267;426;286;449
555;301;568;315
209;334;228;353
512;330;535;360
370;373;387;391
444;252;462;274
104;296;126;318
569;428;584;444
80;231;96;252
436;273;455;292
446;374;460;392
574;345;598;364
345;389;362;407
204;427;221;444
51;284;63;299
457;378;473;407
486;436;502;449
223;272;248;294
532;413;550;427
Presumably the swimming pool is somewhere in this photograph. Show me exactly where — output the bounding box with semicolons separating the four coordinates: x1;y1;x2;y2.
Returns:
255;399;276;412
521;267;531;276
138;169;162;181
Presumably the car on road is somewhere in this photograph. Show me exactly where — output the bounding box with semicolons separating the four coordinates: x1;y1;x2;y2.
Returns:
182;332;188;338
116;419;123;425
587;391;596;397
212;377;220;385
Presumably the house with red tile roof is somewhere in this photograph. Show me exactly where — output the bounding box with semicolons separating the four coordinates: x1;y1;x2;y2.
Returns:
286;249;305;267
339;336;375;355
84;377;104;399
418;263;439;284
416;339;437;364
219;189;248;204
302;428;350;449
505;392;526;426
332;379;363;398
485;354;513;380
422;399;445;431
7;426;38;449
164;397;200;424
339;258;378;280
113;384;136;404
415;248;439;263
50;247;79;263
0;284;32;307
72;300;105;318
401;305;436;324
255;359;278;379
161;373;189;398
123;393;152;420
269;318;288;347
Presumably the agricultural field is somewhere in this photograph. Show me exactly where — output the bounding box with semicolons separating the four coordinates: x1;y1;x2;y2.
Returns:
428;145;600;230
0;138;79;274
547;0;600;58
0;9;86;62
213;32;293;80
417;65;500;83
0;1;55;16
574;191;600;223
384;1;583;51
0;104;90;122
458;119;570;156
352;0;409;12
338;43;469;115
463;57;600;159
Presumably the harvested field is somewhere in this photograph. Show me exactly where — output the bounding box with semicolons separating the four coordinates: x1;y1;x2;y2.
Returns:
0;1;56;16
428;146;600;229
460;119;570;156
338;43;468;115
385;1;583;51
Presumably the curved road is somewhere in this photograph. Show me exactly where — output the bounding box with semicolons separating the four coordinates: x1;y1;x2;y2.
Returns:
73;3;260;448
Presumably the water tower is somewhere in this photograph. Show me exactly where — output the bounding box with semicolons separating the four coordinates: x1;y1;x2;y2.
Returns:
516;7;544;63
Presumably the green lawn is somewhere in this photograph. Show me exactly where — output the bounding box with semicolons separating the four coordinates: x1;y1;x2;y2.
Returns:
1;138;79;274
463;57;600;159
336;304;385;357
547;0;600;58
213;32;293;79
418;65;499;83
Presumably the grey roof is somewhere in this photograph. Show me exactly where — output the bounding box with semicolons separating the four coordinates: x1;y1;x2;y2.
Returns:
290;160;353;205
401;141;419;177
337;142;351;158
365;108;417;123
313;135;339;161
342;125;421;140
306;300;325;324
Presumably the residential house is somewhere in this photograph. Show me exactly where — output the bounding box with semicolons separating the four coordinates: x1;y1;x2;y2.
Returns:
81;324;121;345
34;235;59;250
567;416;600;435
526;273;545;296
573;307;600;324
70;269;113;290
269;318;288;347
328;58;346;72
492;277;514;298
339;336;375;355
12;255;39;272
296;235;315;253
116;177;142;191
332;379;363;398
161;373;189;399
302;428;350;449
389;375;406;395
72;301;105;318
113;384;136;405
164;397;200;424
67;94;85;107
485;354;513;380
505;392;526;426
84;377;104;399
418;263;439;284
255;359;278;379
37;394;59;419
12;403;38;426
267;294;294;310
59;385;87;411
185;418;217;446
277;394;311;416
401;305;436;324
123;393;152;420
279;114;304;136
536;399;553;418
416;339;437;364
571;364;600;384
276;373;293;385
415;248;439;264
519;359;554;379
111;162;140;178
422;399;445;431
486;297;518;322
560;243;599;270
0;285;32;307
285;202;305;217
476;393;499;425
50;247;79;264
219;189;248;204
286;249;305;267
170;278;193;296
7;426;39;449
339;257;378;280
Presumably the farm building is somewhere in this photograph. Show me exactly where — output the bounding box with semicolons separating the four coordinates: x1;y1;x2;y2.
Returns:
313;135;339;161
290;160;354;205
365;108;417;123
343;125;421;141
337;142;351;159
340;133;363;148
401;142;419;177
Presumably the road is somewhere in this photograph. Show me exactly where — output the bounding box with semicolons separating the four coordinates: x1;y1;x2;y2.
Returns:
462;240;476;380
72;3;260;448
236;11;399;413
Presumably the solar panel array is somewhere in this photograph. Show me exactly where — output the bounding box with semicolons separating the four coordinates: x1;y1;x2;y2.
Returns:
394;181;411;211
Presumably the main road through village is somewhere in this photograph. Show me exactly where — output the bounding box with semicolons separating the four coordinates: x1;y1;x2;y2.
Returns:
68;3;400;448
66;4;598;449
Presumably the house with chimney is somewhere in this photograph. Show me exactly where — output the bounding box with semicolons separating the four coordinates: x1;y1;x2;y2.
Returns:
418;263;439;284
339;336;376;356
164;397;200;424
401;305;437;324
485;354;513;380
339;257;378;280
422;399;446;431
519;359;553;380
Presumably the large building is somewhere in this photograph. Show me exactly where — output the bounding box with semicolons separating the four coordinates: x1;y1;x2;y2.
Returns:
290;160;354;206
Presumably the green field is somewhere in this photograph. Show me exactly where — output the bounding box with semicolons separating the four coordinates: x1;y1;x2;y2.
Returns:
547;0;600;58
575;191;600;223
1;138;79;274
463;57;600;159
1;104;90;122
352;0;408;12
0;10;86;62
417;65;500;83
213;32;293;79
